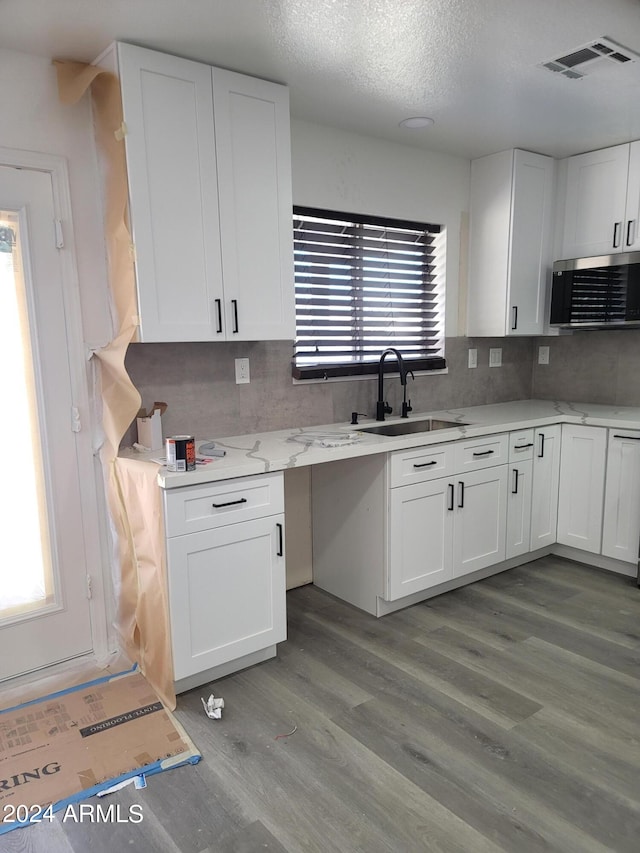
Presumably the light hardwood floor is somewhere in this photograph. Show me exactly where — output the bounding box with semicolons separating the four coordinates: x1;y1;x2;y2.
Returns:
7;556;640;852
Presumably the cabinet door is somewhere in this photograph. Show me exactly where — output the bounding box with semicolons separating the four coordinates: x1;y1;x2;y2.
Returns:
602;430;640;563
507;150;555;336
387;478;454;600
557;425;606;554
213;69;295;341
166;515;286;680
561;144;630;259
506;460;533;559
452;466;508;578
530;425;561;550
623;141;640;251
117;43;224;341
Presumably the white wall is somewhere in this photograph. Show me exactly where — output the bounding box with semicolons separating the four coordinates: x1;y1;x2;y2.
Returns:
0;48;111;344
290;118;471;337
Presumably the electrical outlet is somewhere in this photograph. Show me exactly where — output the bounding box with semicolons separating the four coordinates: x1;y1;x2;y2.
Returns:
489;347;502;367
235;357;250;384
468;348;478;368
538;345;550;365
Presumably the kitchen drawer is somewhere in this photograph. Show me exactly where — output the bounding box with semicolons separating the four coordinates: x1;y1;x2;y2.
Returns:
509;428;535;461
454;433;509;473
389;442;456;488
164;472;284;537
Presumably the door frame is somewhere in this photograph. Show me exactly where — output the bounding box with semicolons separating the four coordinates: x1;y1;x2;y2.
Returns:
0;146;110;667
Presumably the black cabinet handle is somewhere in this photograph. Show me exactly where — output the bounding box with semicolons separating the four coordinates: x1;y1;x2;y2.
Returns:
214;298;223;333
458;481;464;508
538;434;545;458
627;219;635;247
512;305;518;330
512;468;519;494
613;434;640;440
472;449;494;457
613;221;622;248
448;483;454;511
514;442;534;450
212;497;247;508
414;460;437;468
276;522;284;557
231;299;239;333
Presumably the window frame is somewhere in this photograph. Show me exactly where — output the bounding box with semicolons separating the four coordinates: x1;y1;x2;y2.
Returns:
291;205;446;381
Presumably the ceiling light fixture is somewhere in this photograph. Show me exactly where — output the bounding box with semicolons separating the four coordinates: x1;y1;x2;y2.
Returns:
399;116;434;129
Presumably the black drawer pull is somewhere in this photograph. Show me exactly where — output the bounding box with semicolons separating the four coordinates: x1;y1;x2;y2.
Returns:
458;481;464;508
448;483;454;511
472;449;494;457
613;434;640;440
212;497;248;509
538;434;545;458
276;522;284;557
512;468;519;494
414;460;438;468
514;442;534;450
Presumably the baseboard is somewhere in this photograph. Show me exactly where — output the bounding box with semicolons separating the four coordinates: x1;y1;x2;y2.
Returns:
550;545;638;578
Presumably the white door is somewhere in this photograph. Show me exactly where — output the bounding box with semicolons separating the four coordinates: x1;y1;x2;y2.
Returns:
530;425;561;550
452;466;508;577
561;144;629;258
387;478;454;600
0;165;92;681
506;461;533;559
557;424;607;554
602;429;640;563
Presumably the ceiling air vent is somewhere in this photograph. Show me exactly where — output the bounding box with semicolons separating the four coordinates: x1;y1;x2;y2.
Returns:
539;37;638;80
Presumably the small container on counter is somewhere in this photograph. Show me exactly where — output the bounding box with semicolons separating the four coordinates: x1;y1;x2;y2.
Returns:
166;435;196;472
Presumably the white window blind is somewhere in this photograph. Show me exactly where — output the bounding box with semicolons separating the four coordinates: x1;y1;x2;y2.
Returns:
292;207;446;379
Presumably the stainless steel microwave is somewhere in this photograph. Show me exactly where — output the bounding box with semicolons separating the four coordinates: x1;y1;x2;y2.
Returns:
550;252;640;329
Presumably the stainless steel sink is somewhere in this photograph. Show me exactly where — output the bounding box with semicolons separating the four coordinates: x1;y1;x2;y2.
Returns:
358;418;468;437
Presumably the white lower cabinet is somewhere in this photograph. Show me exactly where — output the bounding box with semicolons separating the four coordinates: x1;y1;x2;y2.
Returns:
557;424;607;554
163;473;286;684
452;466;508;577
388;477;454;600
602;429;640;563
506;459;533;559
530;425;561;550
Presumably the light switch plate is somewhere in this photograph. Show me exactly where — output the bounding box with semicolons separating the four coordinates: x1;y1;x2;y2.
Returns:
468;348;478;368
538;345;550;365
489;347;502;367
235;357;250;384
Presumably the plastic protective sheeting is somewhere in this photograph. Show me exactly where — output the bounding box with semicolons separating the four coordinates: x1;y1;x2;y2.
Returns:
54;60;175;709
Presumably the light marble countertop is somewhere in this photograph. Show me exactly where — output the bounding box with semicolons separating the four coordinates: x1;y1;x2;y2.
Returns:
122;399;640;489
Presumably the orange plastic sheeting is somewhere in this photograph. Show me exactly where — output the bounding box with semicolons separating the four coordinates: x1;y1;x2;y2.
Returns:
54;60;175;709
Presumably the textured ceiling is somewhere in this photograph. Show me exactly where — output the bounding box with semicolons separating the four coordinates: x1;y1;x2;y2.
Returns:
3;0;640;159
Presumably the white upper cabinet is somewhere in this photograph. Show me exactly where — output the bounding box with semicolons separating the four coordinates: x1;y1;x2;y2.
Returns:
118;44;223;342
467;149;555;337
213;69;295;341
560;142;640;259
106;43;295;342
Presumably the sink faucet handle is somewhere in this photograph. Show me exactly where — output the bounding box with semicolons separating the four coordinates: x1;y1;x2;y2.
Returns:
401;399;413;418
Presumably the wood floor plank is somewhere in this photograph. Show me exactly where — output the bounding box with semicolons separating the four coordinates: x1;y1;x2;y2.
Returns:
9;555;640;853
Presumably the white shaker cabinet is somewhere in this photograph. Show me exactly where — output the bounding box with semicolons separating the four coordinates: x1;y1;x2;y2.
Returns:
100;42;295;342
560;142;640;258
117;43;224;342
163;473;287;688
529;425;561;550
557;425;607;554
467;149;555;336
452;465;508;576
388;477;454;600
602;429;640;563
213;69;295;341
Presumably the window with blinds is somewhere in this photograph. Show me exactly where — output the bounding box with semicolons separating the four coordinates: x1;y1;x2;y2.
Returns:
292;206;446;380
